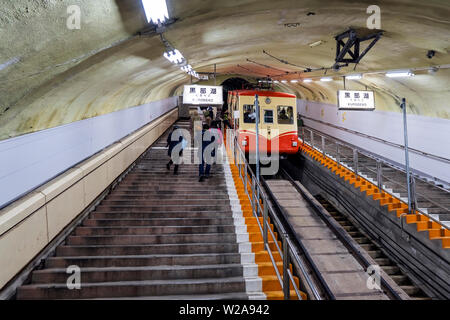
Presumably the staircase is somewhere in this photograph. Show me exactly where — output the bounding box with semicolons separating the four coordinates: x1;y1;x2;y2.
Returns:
309;132;450;227
16;121;264;300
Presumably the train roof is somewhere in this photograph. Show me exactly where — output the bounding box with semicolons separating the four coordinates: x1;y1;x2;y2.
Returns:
232;90;296;98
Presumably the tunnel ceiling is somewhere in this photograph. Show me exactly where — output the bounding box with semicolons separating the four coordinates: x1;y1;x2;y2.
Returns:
0;0;449;140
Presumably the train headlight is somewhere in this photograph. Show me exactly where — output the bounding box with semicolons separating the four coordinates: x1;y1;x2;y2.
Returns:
292;141;298;147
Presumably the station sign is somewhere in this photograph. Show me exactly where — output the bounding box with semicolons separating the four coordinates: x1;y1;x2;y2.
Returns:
338;90;375;111
183;85;223;105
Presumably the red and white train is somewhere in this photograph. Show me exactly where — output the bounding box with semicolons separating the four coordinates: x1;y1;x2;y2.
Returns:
227;90;299;155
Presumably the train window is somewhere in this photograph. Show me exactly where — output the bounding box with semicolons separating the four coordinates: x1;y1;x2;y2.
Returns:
243;105;256;123
264;110;274;124
278;106;294;125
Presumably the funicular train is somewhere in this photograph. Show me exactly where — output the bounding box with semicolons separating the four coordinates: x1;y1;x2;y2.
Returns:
227;90;299;156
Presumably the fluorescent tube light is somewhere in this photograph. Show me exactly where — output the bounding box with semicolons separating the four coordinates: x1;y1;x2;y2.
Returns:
290;80;299;83
163;49;184;64
181;65;192;72
281;80;288;83
303;79;313;83
142;0;169;24
345;74;362;80
386;71;415;78
320;77;333;82
309;40;324;48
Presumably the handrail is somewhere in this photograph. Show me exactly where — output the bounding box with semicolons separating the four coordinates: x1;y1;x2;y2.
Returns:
300;126;449;231
357;159;450;215
226;129;323;300
300;115;450;166
303;124;450;191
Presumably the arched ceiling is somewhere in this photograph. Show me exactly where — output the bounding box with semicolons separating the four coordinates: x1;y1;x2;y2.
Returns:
0;0;449;140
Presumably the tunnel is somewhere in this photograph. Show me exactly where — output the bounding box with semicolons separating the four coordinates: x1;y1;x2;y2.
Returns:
0;0;449;306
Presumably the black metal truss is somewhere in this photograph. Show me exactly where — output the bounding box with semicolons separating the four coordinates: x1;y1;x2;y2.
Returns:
334;29;383;67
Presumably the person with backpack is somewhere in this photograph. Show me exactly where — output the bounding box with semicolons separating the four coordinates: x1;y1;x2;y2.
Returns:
166;126;187;175
197;123;216;182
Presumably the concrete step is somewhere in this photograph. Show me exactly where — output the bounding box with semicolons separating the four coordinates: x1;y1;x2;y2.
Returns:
31;264;245;284
390;274;410;285
106;195;230;201
88;292;251;300
17;277;248;300
74;225;239;236
108;190;230;196
83;217;237;227
94;205;232;212
100;200;232;206
381;265;400;275
90;211;234;220
46;253;243;268
400;285;421;296
66;233;238;246
56;243;241;257
118;180;227;186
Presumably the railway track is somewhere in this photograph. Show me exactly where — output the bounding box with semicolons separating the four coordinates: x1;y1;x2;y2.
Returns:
259;167;417;300
314;195;431;300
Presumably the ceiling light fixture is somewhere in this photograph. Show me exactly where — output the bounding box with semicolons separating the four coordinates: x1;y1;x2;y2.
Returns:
303;79;313;83
290;80;299;83
281;80;288;83
181;64;192;72
386;71;415;78
163;49;184;64
142;0;169;24
309;40;324;48
320;77;333;82
345;74;362;80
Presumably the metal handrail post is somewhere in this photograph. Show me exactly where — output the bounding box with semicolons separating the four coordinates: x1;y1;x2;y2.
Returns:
244;162;248;196
283;236;290;300
353;149;359;176
255;94;260;183
377;161;383;190
401;98;413;214
336;143;341;167
263;198;268;246
301;126;305;144
411;175;418;212
251;179;256;216
322;136;326;157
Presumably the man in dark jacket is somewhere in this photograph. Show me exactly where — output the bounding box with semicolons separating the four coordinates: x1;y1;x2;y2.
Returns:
197;124;216;182
166;126;185;175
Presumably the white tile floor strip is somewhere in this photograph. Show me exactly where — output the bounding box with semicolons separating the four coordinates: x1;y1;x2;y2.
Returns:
221;145;266;300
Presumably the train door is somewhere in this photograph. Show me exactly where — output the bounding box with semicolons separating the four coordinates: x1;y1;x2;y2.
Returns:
259;105;276;153
260;107;274;144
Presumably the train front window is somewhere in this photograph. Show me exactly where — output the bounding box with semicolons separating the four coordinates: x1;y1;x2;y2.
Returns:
264;110;274;124
243;104;256;123
278;106;294;125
